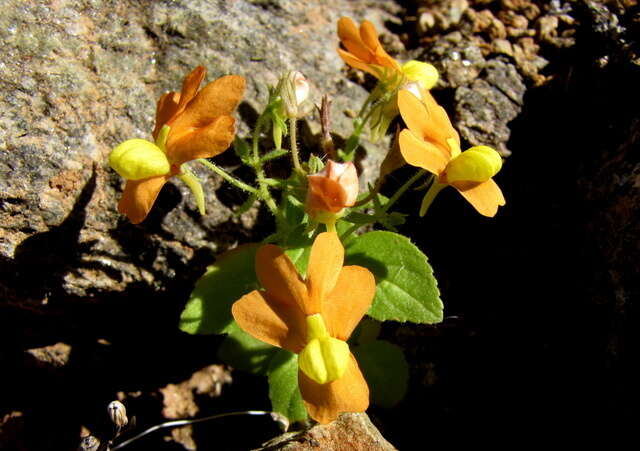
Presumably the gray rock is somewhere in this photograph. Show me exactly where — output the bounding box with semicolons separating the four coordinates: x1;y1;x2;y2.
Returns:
0;0;394;303
454;59;525;156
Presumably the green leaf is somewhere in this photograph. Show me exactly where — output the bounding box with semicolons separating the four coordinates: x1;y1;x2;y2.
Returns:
179;244;259;334
268;350;308;422
353;340;409;408
345;231;443;324
284;235;313;277
218;323;279;375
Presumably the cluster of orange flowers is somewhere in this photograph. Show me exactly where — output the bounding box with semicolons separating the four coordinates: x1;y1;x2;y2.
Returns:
337;17;505;217
108;17;506;425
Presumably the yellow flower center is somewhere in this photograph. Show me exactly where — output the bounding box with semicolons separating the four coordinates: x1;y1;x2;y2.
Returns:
445;145;503;184
109;126;172;181
401;60;439;91
298;314;350;385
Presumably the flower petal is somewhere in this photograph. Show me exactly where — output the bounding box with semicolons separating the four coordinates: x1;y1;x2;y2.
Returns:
323;266;376;341
337;17;371;62
398;129;449;175
298;353;369;424
231;290;306;353
306;176;348;214
153;92;181;139
397;90;458;152
176;65;206;112
166;115;236;165
168;75;245;133
360;21;399;70
452;178;506;217
256;244;310;315
306;232;344;314
117;175;169;224
336;48;379;77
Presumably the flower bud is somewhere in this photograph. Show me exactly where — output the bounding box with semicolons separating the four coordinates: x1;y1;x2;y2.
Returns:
107;400;128;429
444;145;502;184
281;71;310;118
305;160;358;221
298;314;350;385
401;60;439;91
109;139;170;181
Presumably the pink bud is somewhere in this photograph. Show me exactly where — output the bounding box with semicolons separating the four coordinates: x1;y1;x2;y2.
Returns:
306;160;359;218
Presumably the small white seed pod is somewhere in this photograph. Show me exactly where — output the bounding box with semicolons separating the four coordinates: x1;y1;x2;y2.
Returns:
107;400;128;429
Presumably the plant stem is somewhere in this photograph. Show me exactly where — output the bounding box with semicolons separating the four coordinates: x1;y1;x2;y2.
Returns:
325;219;337;234
198;159;257;194
250;113;279;214
382;170;429;213
419;180;445;216
289;116;303;172
340;169;429;241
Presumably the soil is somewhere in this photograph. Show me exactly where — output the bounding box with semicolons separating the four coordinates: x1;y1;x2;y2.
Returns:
1;0;638;450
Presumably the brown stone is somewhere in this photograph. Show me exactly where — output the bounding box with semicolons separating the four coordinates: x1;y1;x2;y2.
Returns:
257;413;396;451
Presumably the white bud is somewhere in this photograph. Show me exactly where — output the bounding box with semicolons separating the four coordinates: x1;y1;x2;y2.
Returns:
281;71;310;118
291;71;309;105
107;400;128;429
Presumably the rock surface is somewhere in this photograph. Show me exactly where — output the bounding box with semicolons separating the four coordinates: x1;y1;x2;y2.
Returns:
0;0;398;306
258;413;396;451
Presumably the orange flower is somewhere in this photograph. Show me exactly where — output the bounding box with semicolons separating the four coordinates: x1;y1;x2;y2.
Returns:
305;160;359;222
336;17;400;80
113;66;245;223
337;18;439;141
231;232;375;423
397;89;506;217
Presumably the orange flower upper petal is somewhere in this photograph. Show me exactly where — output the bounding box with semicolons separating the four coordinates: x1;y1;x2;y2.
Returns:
337;17;372;62
231;290;307;353
117;175;170;224
255;244;310;315
167;75;245;134
451;178;506;217
399;129;449;175
323;266;376;341
298;353;369;424
166;115;236;166
306;232;344;314
153;92;181;140
397;90;457;151
337;18;399;78
176;65;206;113
152;66;207;139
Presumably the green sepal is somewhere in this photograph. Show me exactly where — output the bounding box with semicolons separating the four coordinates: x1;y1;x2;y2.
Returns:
260;148;289;162
233;137;252;164
234;193;258;216
178;166;206;215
